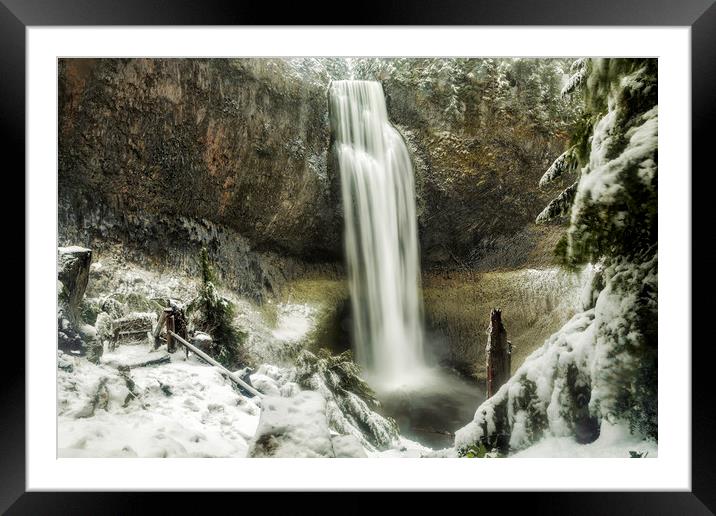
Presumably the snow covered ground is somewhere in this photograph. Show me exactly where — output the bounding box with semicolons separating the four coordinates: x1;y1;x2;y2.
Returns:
58;348;261;458
271;303;317;343
370;418;657;459
367;437;451;458
511;420;657;458
454;258;658;458
61;253;656;459
58;342;447;458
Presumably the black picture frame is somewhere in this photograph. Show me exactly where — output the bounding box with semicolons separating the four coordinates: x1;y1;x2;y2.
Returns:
7;0;714;513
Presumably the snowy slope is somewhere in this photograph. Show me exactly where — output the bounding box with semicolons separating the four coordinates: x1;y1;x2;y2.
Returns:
58;348;261;458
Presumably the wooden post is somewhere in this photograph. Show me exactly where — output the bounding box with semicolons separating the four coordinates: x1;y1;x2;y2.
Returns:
486;308;511;398
166;310;176;353
153;310;168;349
173;307;188;358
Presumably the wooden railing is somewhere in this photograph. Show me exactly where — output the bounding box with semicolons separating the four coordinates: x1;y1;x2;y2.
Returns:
167;330;263;398
152;304;262;398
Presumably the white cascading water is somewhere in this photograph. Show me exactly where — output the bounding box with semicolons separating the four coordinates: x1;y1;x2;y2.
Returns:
330;80;427;389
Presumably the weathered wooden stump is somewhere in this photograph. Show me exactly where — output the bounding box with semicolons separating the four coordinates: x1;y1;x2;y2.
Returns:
486;308;512;398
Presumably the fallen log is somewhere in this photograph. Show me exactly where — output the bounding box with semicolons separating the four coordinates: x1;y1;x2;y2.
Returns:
168;331;263;398
118;329;151;337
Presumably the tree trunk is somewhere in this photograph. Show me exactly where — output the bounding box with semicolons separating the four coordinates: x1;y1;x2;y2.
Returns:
486;308;511;398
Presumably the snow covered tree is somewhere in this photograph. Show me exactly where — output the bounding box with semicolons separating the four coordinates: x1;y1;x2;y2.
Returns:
295;348;400;451
456;59;658;456
537;58;657;268
188;247;248;368
541;58;658;438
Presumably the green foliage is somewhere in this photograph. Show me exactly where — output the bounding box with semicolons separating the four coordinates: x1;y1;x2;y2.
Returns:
606;255;658;441
199;246;215;285
539;58;658;268
459;440;504;458
296;348;379;408
351;57;580;136
569;113;599;166
188;247;247;368
463;442;489;458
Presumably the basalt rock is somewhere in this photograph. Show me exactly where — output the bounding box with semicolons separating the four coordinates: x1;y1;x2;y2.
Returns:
58;246;93;356
59;58;341;263
58;246;92;325
59;58;576;274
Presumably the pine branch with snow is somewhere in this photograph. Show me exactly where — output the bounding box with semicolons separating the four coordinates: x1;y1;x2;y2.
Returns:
535;181;578;223
295;349;400;451
539;147;578;188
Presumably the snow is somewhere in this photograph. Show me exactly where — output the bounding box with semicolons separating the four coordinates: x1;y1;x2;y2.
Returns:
248;373;282;397
59;245;91;255
367;436;443;458
539;147;576;187
248;391;334;458
83;254;324;367
271;303;316;342
576;105;657;209
330;434;368;458
512;420;657;458
58;348;260;457
295;349;401;452
562;64;658;262
561;58;587;97
100;346;169;368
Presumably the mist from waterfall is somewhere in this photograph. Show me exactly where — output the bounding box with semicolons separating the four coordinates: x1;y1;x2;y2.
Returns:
330;80;427;389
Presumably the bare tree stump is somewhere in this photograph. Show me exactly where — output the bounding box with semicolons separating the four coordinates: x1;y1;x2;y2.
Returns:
486;308;512;398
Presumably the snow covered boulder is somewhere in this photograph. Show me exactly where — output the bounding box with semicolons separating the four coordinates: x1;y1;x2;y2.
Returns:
249;391;334;458
58;246;92;325
330;434;367;458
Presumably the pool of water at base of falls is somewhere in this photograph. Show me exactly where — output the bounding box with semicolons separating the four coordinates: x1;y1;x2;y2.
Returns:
373;367;485;450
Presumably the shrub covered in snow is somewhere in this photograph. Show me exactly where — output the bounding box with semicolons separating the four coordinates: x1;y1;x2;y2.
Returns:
295;349;400;451
188;247;248;368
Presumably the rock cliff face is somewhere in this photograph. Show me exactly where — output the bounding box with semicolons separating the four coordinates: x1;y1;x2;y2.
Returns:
58;194;340;303
366;58;577;268
59;58;576;273
59;58;341;263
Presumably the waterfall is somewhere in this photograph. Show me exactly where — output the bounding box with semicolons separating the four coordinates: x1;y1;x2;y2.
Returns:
330;80;426;388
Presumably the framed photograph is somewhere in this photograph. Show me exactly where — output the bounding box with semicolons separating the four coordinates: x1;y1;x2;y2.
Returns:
10;0;714;511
